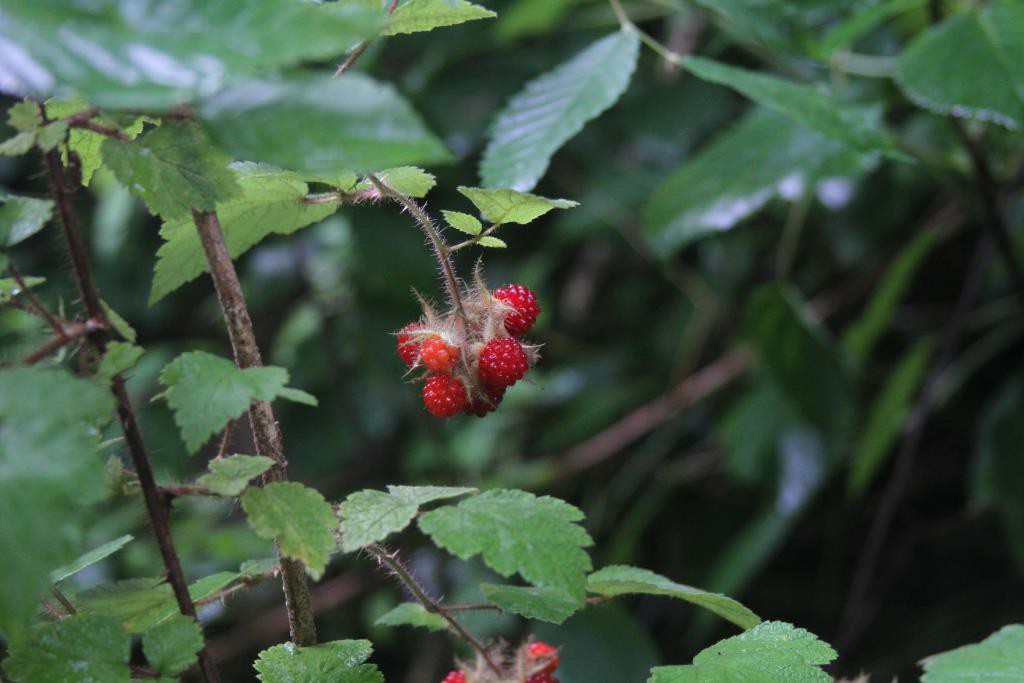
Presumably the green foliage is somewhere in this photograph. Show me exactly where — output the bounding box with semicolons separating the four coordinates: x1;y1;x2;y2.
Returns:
97;342;144;384
921;624;1024;681
648;621;836;682
480;30;639;191
44;98;148;186
2;615;131;683
158;351;315;453
586;565;761;630
0;192;54;248
480;583;582;624
50;534;133;583
384;0;497;36
254;639;384;683
375;603;448;631
242;482;337;579
338;485;475;552
197;454;275;496
442;210;483;235
143;614;204;677
0;276;45;304
457;186;577;224
419;489;593;598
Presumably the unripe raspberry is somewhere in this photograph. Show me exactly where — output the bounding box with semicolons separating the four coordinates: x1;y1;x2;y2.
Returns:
441;672;467;683
465;385;506;417
494;283;541;336
419;335;460;374
527;641;559;673
422;374;469;417
477;337;529;388
397;322;423;367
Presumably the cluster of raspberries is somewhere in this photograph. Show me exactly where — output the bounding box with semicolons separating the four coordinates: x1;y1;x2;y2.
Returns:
442;641;560;683
396;283;541;418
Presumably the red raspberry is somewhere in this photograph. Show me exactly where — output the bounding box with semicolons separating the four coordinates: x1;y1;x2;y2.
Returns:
494;284;541;336
477;337;529;388
527;641;559;673
441;672;466;683
419;335;460;374
422;374;468;417
465;385;506;417
397;322;423;367
526;674;558;683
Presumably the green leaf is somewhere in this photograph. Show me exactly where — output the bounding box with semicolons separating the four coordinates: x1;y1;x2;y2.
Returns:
197;454;275;497
0;191;54;248
8;101;40;133
255;639;384;683
51;534;134;583
743;284;851;437
0;276;45;305
848;341;933;497
477;236;507;248
480;30;639;191
279;387;319;406
158;351;306;453
101;300;138;343
45;98;148;186
457;186;577;224
338;485;475;552
102;120;240;220
644;109;875;256
648;621;836;682
0;132;36;156
442;210;483;235
198;74;451;177
375;602;448;631
35;121;67;152
0;0;383;109
896;3;1024;129
242;482;337;579
385;0;496;35
2;615;130;683
0;367;114;638
150;162;339;304
418;489;593;596
921;624;1024;681
682;56;902;158
143;615;203;676
481;583;582;624
817;0;926;56
79;573;239;633
365;167;436;197
587;565;761;630
97;342;144;384
718;381;796;485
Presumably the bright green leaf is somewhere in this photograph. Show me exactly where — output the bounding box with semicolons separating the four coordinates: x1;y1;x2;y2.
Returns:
385;0;497;35
477;236;507;248
418;489;593;596
0;132;36;156
375;602;448;631
338;485;475;552
481;583;582;624
51;534;133;583
442;210;483;235
2;615;130;683
480;30;639;191
0;191;54;248
587;565;761;630
457;186;577;224
102;300;138;343
8;101;40;133
648;621;836;682
921;624;1024;681
197;454;275;497
97;342;144;384
242;482;337;579
365;167;437;197
44;97;149;186
255;639;384;683
199;74;451;177
35;121;67;151
143;615;203;676
279;387;319;406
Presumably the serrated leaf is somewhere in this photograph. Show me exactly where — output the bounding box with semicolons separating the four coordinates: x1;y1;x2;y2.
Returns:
477;236;507;248
418;489;593;596
35;121;67;151
199;73;450;177
45;97;148;186
143;614;203;676
481;583;582;624
921;624;1024;681
375;602;448;631
8;101;40;133
0;191;54;248
158;351;308;453
255;639;383;683
480;30;639;191
197;454;275;497
0;132;36;156
457;186;577;224
0;276;45;305
279;387;319;406
645;108;874;255
361;167;437;198
150;162;338;304
896;3;1024;129
385;0;497;35
442;210;483;235
242;482;337;579
586;565;760;630
2;615;130;683
79;573;239;633
0;0;383;109
647;621;836;682
97;342;144;384
51;534;133;583
338;485;475;552
682;56;902;158
102;300;137;342
103;120;240;220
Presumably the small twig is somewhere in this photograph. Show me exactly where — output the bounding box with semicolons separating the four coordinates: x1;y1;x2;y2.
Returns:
215;419;235;459
333;0;400;77
447;223;502;252
195;567;279;607
159;483;221;499
440;602;503;613
63;111;131;141
367;544;502;675
6;261;63;333
608;0;686;67
21;317;105;365
51;586;77;616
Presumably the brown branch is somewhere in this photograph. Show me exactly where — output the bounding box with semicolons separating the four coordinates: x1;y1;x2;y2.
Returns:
64;113;132;141
21;317;105;365
191;209;317;647
333;0;400;77
43;150;220;683
6;260;63;333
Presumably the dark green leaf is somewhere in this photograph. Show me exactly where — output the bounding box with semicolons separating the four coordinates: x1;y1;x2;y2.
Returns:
254;639;384;683
51;534;134;583
2;615;130;683
197;454;275;497
0;191;54;248
242;482;337;579
481;583;583;624
143;615;203;676
97;342;144;384
921;624;1024;681
384;0;497;36
375;603;448;631
338;485;475;552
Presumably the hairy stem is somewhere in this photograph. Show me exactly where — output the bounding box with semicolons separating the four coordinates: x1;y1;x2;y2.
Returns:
367;544;501;675
43;151;220;683
191;209;317;647
21;317;104;365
